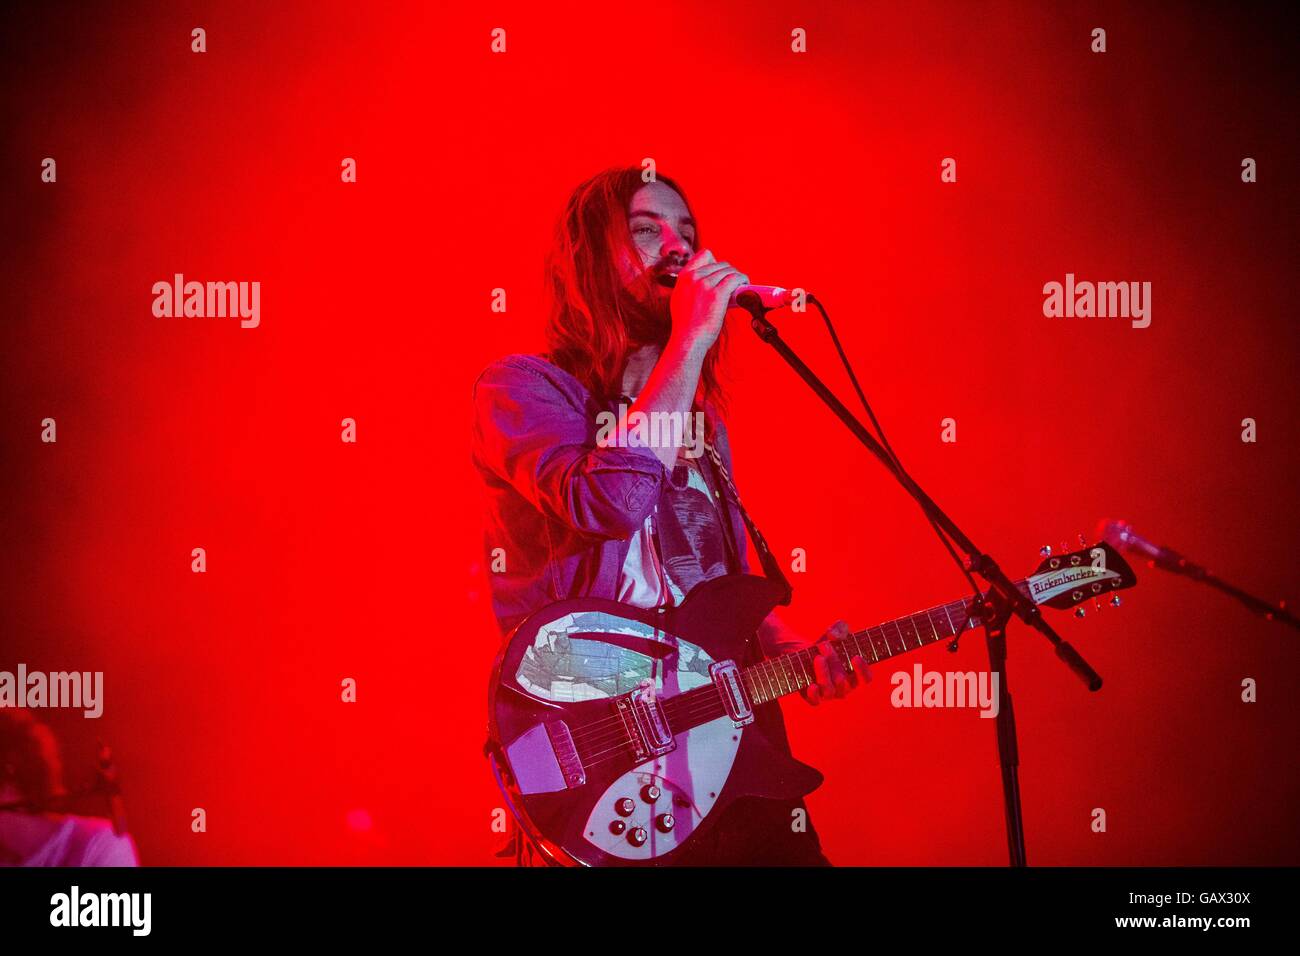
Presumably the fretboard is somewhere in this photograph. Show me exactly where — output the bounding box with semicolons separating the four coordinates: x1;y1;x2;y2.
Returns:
738;580;1031;707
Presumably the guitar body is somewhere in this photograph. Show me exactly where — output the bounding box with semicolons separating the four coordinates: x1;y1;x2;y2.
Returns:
486;541;1137;866
487;573;823;866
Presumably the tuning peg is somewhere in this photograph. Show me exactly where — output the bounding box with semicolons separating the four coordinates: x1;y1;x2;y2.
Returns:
1110;595;1122;608
1039;545;1052;557
1074;607;1086;618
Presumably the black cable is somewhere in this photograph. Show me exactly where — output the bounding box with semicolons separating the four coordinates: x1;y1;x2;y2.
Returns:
808;294;985;631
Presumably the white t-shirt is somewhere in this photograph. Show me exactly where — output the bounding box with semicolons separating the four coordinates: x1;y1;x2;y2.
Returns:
0;813;140;867
618;511;684;608
617;446;733;610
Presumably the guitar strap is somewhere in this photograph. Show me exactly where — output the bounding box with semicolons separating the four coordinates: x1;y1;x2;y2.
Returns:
702;439;793;607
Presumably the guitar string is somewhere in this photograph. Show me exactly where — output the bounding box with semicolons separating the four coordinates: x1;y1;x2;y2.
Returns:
575;616;1037;765
571;691;720;750
570;614;989;762
566;609;961;745
574;699;721;754
570;672;795;752
570;634;927;754
576;666;861;760
564;578;1055;753
577;657;902;763
580;697;761;768
580;639;971;762
579;635;967;763
570;651;841;750
567;619;960;750
558;576;1107;772
555;572;1066;750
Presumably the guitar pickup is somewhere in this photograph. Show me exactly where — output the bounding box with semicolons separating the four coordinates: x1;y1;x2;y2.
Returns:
616;682;676;761
710;660;754;727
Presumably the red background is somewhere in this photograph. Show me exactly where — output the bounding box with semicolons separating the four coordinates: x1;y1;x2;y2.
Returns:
3;1;1296;865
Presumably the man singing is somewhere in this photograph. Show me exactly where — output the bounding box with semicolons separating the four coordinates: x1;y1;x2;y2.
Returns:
472;166;870;865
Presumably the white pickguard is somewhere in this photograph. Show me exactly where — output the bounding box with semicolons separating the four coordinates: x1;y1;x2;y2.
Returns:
581;717;740;861
510;607;742;862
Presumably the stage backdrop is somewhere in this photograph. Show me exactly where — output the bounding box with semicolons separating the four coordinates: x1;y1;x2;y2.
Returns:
2;0;1296;864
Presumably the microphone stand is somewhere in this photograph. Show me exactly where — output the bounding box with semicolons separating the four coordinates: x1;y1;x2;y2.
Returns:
740;295;1103;867
1119;533;1300;631
1190;572;1300;630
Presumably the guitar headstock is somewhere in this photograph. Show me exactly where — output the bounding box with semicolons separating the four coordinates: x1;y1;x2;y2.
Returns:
1026;541;1137;612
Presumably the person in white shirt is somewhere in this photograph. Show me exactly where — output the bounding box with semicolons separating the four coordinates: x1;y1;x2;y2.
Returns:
0;709;139;866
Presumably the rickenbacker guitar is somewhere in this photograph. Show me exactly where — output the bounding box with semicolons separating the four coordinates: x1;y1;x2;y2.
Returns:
487;541;1137;866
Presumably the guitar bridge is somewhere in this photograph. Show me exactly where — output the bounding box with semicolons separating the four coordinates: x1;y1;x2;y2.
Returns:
504;720;587;794
710;660;754;727
616;682;676;761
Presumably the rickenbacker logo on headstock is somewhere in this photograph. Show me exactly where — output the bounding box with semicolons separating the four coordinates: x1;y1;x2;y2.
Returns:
1030;564;1117;603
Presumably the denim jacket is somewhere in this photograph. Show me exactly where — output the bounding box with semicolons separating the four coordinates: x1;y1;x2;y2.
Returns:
471;353;752;638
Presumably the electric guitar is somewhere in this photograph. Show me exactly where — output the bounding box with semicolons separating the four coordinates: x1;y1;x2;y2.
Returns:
486;541;1137;866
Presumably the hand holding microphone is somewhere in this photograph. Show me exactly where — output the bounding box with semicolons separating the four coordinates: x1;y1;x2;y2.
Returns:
664;249;748;357
662;249;797;357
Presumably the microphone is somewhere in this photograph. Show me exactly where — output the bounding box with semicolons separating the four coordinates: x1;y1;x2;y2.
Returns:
1100;518;1300;629
731;285;794;309
1098;519;1201;575
655;273;796;310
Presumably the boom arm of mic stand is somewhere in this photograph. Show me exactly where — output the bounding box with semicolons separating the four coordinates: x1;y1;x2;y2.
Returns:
1168;560;1300;631
743;303;1102;690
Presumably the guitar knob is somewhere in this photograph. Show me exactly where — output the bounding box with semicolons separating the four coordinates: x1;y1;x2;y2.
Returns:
1074;607;1086;618
655;813;675;833
628;827;649;847
614;798;635;817
1110;595;1122;608
609;820;627;835
1039;545;1052;557
641;785;661;803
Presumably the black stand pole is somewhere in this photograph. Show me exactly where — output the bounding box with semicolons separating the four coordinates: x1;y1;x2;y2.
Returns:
980;593;1026;866
741;298;1103;866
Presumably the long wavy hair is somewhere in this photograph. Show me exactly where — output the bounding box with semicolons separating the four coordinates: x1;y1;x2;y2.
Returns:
544;167;727;421
0;708;64;811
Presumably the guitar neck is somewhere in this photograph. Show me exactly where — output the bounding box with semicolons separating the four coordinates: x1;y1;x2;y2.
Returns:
739;579;1030;707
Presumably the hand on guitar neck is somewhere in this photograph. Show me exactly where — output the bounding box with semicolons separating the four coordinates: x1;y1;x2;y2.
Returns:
759;615;872;706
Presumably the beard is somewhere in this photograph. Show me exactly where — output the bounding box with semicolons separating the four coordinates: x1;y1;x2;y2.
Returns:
617;283;673;349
